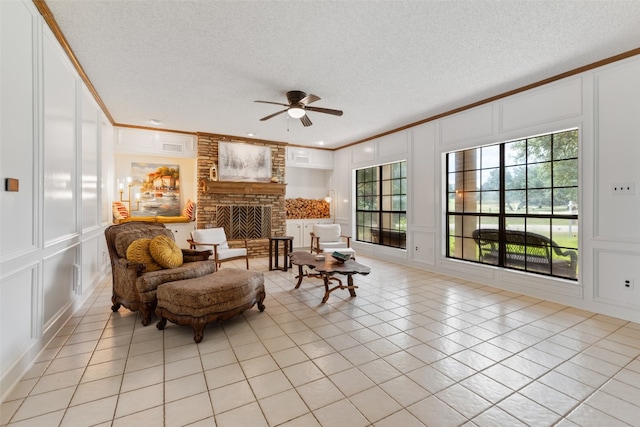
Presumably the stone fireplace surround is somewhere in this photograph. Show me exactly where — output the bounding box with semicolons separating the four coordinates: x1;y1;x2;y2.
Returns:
196;133;287;258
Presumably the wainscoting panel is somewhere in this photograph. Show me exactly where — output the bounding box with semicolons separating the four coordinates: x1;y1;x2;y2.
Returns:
439;104;494;146
499;77;582;132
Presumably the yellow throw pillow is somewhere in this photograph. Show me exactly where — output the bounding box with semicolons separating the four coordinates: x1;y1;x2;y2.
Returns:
126;238;162;272
149;235;183;269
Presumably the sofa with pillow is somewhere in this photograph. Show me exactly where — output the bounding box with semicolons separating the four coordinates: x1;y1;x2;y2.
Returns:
105;221;216;325
112;199;196;224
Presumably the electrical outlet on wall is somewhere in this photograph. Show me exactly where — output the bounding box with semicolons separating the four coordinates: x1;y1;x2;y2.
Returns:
611;182;635;195
623;279;634;290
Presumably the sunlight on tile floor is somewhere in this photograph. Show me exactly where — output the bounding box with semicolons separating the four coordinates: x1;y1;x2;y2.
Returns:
2;255;639;426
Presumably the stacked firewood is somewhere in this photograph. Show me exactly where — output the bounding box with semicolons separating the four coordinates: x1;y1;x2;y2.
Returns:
286;198;330;219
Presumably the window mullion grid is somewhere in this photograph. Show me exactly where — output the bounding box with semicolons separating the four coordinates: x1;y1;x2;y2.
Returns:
499;143;506;267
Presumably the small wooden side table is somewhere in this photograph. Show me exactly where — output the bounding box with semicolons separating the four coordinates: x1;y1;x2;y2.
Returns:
269;236;294;271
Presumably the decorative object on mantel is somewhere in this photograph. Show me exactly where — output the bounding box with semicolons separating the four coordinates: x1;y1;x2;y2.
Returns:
271;176;279;183
209;164;217;181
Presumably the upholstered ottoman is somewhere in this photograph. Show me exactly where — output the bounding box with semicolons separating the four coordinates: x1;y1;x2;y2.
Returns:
155;269;265;343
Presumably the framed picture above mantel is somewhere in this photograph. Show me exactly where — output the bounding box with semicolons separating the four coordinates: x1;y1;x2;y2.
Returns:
218;142;271;182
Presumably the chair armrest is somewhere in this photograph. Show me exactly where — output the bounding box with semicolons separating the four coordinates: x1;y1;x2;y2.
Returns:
116;258;144;273
186;240;224;263
181;248;213;262
187;239;220;249
340;235;352;247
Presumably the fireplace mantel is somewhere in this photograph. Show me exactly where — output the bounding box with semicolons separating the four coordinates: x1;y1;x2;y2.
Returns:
200;180;287;195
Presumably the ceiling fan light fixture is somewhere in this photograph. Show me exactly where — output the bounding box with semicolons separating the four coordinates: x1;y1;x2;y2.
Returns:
287;107;305;118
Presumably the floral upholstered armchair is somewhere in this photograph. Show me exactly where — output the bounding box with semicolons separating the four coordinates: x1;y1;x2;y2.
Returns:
104;222;216;325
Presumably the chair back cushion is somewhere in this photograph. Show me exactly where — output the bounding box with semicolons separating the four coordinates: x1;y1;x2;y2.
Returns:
191;228;229;251
313;224;341;242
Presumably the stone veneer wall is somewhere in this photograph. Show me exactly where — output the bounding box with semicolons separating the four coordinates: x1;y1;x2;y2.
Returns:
196;133;287;258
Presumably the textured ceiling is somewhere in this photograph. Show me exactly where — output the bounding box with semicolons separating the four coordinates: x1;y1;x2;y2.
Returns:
44;0;640;149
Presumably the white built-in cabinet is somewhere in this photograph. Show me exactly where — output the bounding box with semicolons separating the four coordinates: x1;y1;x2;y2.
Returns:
286;147;333;169
286;219;333;248
166;223;196;249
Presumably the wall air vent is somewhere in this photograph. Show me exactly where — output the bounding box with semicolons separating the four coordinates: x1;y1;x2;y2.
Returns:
162;143;184;153
295;155;310;164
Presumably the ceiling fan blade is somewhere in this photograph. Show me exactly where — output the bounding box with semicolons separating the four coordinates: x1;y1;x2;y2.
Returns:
300;115;313;127
254;100;289;107
259;109;288;121
299;93;321;105
305;106;343;116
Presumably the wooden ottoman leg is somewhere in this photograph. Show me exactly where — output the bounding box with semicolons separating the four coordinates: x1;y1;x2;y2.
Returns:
257;290;266;312
192;318;207;343
156;309;167;330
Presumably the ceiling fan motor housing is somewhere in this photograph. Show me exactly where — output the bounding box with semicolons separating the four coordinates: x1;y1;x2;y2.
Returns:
286;90;307;104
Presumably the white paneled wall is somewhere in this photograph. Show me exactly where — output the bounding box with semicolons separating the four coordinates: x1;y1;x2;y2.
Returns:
0;0;112;400
338;56;640;324
0;0;36;258
82;88;100;232
594;59;640;241
440;104;494;146
499;78;583;132
43;28;77;242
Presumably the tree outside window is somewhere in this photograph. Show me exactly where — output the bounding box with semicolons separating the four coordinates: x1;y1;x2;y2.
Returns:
356;161;407;249
446;129;578;279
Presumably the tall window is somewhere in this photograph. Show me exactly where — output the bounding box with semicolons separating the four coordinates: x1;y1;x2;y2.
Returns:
356;161;407;249
446;129;579;280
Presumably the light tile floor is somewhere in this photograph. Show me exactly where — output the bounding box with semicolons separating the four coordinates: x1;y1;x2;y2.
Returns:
2;255;640;426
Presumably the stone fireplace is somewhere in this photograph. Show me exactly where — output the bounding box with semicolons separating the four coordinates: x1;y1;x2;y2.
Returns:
196;133;287;257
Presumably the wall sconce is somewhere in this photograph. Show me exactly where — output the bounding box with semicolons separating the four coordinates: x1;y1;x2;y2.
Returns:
324;190;335;220
119;177;140;212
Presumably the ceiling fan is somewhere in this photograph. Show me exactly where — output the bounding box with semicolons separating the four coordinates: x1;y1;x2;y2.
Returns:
254;90;343;127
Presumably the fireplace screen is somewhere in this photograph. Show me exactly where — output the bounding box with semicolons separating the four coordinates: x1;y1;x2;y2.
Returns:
216;205;271;239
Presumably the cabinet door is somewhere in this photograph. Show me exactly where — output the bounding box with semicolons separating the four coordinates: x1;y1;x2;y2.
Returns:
302;221;314;248
168;223;195;249
286;220;303;248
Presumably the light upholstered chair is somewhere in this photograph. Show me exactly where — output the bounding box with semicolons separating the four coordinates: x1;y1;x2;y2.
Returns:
188;228;249;270
310;223;351;254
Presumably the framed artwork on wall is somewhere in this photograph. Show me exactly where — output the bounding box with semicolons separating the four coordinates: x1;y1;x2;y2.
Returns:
218;141;271;182
128;162;181;216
